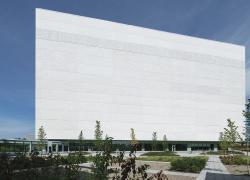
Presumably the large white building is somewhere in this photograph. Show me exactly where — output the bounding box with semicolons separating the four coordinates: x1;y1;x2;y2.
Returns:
36;9;245;141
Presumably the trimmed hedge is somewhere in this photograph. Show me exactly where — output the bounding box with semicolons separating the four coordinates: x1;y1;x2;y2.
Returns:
170;157;208;173
141;151;178;156
137;156;180;162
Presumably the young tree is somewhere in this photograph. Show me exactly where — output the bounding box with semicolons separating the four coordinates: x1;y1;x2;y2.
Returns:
243;100;250;145
243;100;250;175
152;131;157;151
78;130;84;153
223;119;241;153
219;132;229;155
94;120;103;150
95;120;103;140
162;134;168;151
130;128;138;147
37;126;47;152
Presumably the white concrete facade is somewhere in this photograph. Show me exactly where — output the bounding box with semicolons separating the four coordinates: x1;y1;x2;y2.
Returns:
35;9;245;141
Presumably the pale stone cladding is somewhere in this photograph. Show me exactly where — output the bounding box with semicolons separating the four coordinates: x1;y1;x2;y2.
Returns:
36;9;245;141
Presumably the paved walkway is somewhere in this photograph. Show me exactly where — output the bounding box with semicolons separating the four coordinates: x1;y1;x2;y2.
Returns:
197;156;229;180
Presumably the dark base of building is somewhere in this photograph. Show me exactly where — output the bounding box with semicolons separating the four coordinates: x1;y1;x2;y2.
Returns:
0;139;219;154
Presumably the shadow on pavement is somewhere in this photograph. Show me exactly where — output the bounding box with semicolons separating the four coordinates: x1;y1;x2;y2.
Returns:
205;172;250;180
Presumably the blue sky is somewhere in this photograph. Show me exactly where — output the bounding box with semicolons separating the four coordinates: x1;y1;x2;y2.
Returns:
0;0;250;138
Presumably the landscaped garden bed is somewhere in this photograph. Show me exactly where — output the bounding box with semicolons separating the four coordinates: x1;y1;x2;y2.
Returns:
220;155;250;176
220;155;250;165
201;150;244;155
137;156;208;173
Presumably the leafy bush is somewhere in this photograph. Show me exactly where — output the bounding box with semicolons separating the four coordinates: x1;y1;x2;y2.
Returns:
0;152;88;180
0;153;13;179
220;155;249;165
141;151;178;156
12;153;31;170
92;137;113;180
31;155;48;168
68;151;91;156
170;157;208;173
112;145;150;180
64;153;87;164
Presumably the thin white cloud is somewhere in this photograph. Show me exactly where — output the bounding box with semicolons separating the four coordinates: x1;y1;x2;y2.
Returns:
0;117;34;139
215;15;250;99
247;68;250;100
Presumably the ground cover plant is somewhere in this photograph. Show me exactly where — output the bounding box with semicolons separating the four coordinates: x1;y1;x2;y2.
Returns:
202;150;244;155
220;155;250;165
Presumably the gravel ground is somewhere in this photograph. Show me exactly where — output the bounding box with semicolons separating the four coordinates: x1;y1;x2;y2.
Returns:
80;159;198;179
136;160;171;170
225;165;250;175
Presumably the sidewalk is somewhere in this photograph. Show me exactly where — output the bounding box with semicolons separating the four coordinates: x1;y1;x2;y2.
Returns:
197;155;229;180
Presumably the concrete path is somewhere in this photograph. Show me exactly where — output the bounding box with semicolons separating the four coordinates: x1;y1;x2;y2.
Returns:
197;156;229;180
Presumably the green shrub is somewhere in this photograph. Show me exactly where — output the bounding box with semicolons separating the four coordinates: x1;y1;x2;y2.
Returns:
31;155;48;168
68;151;91;156
170;157;208;173
141;151;178;156
12;153;31;170
63;153;87;164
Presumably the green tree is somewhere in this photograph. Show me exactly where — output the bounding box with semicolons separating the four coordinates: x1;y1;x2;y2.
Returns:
162;134;168;151
243;100;250;175
219;132;229;155
37;126;47;153
243;100;250;146
223;119;241;151
152;131;157;151
78;130;84;153
94;120;103;150
92;137;113;180
130;128;138;149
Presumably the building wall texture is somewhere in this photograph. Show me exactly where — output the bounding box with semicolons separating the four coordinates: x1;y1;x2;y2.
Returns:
36;9;245;141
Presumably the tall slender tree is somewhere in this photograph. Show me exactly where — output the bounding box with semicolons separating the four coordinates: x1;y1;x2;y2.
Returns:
95;120;103;140
152;131;157;151
243;100;250;175
223;119;241;151
162;134;168;151
219;132;229;155
37;126;47;153
94;120;103;150
130;128;138;146
78;130;84;153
